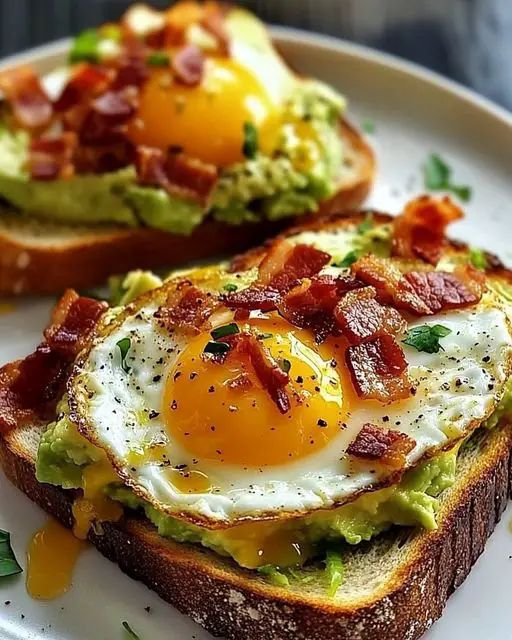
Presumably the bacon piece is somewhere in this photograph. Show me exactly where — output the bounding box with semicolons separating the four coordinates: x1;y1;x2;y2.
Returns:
221;332;290;414
347;423;416;468
200;2;230;54
346;335;411;403
392;195;463;265
277;274;363;342
222;286;281;312
227;372;253;391
0;291;106;433
135;146;217;202
258;241;331;292
0;66;52;130
352;254;432;316
79;87;138;145
155;282;218;334
28;132;77;181
54;64;111;112
111;57;149;90
403;269;483;313
334;287;407;345
173;45;205;86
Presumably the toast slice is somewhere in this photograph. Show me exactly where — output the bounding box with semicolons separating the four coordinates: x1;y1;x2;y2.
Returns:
1;419;510;640
0;120;374;296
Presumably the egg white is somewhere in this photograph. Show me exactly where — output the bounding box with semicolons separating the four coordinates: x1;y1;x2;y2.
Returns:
69;282;512;525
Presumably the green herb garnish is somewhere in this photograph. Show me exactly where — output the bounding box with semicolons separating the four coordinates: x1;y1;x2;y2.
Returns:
403;324;452;354
257;332;273;340
204;341;230;355
469;247;488;270
361;119;375;134
357;213;374;235
69;29;100;64
0;530;22;578
122;621;141;640
333;250;359;269
101;24;122;42
211;323;239;341
223;283;238;293
242;122;258;159
116;337;132;373
147;51;170;67
257;565;290;587
423;153;472;202
324;550;344;597
279;358;291;374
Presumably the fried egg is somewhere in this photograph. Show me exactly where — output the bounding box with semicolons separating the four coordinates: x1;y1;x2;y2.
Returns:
69;271;512;526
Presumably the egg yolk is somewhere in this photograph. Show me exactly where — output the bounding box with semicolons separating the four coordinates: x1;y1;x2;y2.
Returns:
163;316;349;467
126;57;278;167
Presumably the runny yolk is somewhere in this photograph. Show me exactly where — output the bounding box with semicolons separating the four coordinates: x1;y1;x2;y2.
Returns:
71;460;123;540
126;57;279;167
163;315;350;467
26;519;86;600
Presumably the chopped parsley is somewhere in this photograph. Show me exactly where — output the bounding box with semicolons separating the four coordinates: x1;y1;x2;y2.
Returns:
116;337;132;373
122;621;141;639
333;250;359;268
356;213;374;235
69;29;100;64
257;565;290;587
0;529;22;578
469;247;488;270
278;358;291;374
223;283;238;293
203;341;230;355
147;51;170;67
242;122;258;159
211;323;239;341
423;153;472;202
324;550;344;597
403;324;452;354
361;119;375;134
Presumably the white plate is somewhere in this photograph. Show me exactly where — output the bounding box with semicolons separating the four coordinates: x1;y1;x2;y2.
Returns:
1;27;512;640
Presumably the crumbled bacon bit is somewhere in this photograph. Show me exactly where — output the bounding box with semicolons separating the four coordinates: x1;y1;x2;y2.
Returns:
220;332;290;414
346;335;411;402
227;372;253;391
135;146;217;202
173;45;205;86
352;254;432;315
334;287;407;345
155;282;218;334
54;64;111;112
80;87;138;145
29;132;77;181
258;241;331;292
403;269;483;313
347;423;416;468
0;66;52;130
111;57;149;90
222;286;281;312
392;195;463;265
0;291;106;433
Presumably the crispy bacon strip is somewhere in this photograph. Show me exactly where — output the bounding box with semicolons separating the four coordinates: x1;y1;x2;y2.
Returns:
345;335;411;403
155;282;218;334
0;291;107;433
54;64;111;112
334;287;407;345
258;241;331;292
403;268;483;313
135;146;217;202
392;195;463;265
0;65;52;130
173;45;205;86
222;286;281;313
221;332;290;414
347;423;416;468
352;254;432;315
80;87;138;145
29;132;77;181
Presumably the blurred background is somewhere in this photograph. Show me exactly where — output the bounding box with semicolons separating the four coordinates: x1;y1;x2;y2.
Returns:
0;0;510;110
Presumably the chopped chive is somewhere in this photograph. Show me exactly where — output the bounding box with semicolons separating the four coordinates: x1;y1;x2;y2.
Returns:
116;337;131;373
257;332;273;340
69;28;100;64
147;51;170;67
242;122;258;159
333;250;359;268
469;247;488;270
203;341;230;355
211;323;239;341
122;621;141;639
356;213;373;235
223;283;238;293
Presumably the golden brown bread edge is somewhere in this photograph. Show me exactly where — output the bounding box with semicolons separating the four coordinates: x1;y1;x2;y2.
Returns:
1;421;510;640
0;119;374;296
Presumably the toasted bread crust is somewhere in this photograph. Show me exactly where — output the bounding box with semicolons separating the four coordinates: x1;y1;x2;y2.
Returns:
1;422;510;640
0;120;374;296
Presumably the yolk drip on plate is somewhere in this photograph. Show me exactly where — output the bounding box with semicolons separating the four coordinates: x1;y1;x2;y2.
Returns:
126;58;280;167
164;315;352;467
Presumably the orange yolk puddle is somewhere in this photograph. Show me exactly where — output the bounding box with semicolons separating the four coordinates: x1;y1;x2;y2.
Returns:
164;315;351;468
126;58;279;167
26;519;86;600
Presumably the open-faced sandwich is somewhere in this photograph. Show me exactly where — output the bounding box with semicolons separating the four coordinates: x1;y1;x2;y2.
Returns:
0;1;373;295
1;195;510;640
